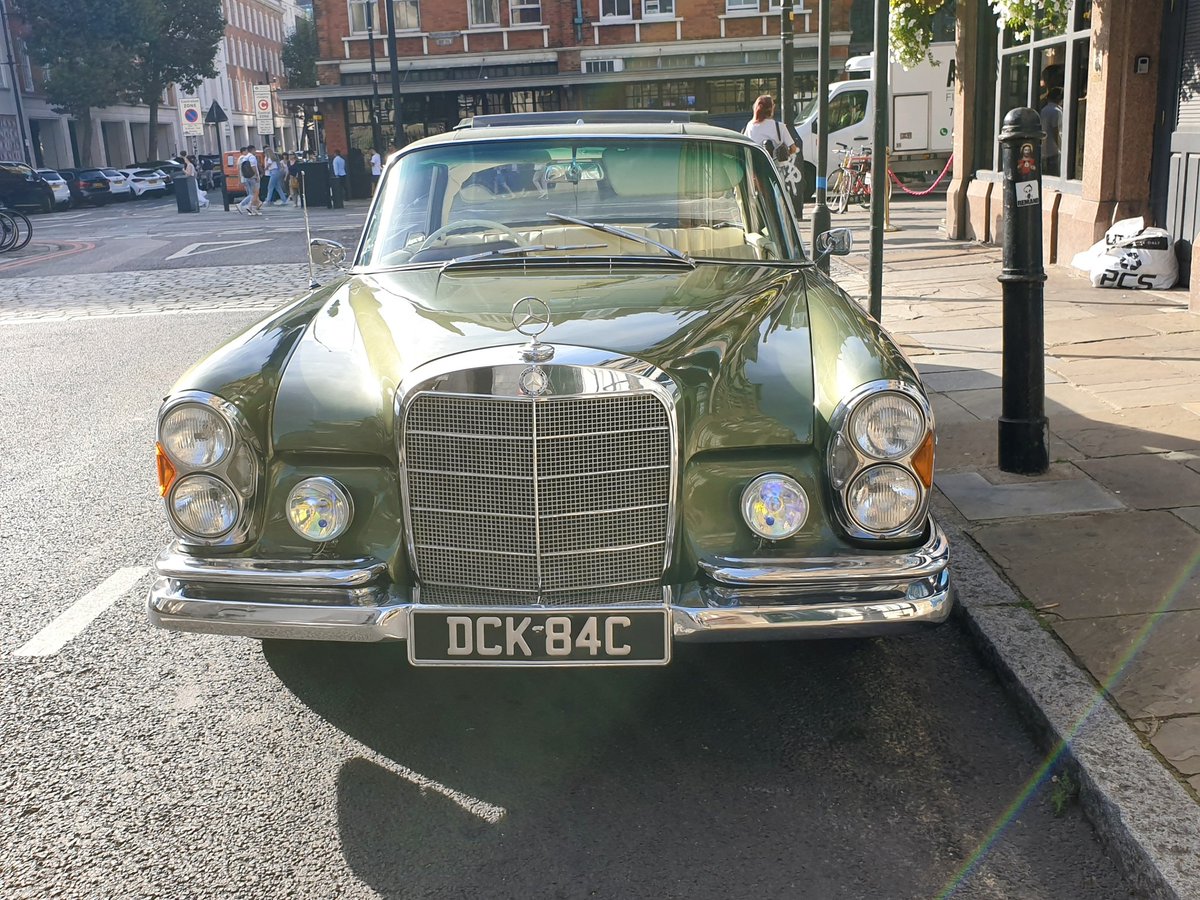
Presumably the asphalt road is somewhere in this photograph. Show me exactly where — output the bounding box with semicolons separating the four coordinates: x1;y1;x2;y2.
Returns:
3;194;368;276
0;299;1141;898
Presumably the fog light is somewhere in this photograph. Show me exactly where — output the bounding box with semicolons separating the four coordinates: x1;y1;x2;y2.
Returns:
170;474;238;538
287;477;353;542
740;474;808;541
847;465;920;533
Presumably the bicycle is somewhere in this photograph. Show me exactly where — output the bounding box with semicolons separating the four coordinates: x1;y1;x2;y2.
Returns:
829;143;872;214
0;206;33;252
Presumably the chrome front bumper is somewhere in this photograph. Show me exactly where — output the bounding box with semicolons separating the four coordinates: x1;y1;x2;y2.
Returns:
148;522;952;644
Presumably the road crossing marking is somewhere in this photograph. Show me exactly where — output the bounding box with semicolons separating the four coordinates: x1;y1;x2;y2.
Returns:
14;567;149;657
166;238;271;260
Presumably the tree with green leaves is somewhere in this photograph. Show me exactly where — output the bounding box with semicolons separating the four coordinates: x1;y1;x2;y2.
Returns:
124;0;225;161
282;16;318;151
15;0;134;165
890;0;1071;68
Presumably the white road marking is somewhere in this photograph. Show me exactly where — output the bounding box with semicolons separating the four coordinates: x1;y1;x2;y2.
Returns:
166;238;271;260
14;567;149;657
362;748;507;823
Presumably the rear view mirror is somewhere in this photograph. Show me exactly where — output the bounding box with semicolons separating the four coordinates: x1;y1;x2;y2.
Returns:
309;238;347;269
544;161;604;184
814;228;853;259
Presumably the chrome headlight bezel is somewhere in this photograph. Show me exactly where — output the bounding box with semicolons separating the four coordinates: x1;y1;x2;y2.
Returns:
827;381;933;540
156;391;261;547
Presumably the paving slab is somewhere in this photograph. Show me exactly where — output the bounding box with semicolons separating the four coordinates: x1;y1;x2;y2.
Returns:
892;313;998;333
1044;317;1160;346
1149;717;1200;777
1175;508;1200;532
1089;378;1200;410
970;511;1200;619
1047;356;1187;387
937;471;1123;521
927;391;980;425
906;326;1005;353
1127;313;1200;335
915;350;1004;373
922;366;1065;392
1053;406;1200;458
934;418;1082;471
1054;611;1200;719
1077;455;1200;510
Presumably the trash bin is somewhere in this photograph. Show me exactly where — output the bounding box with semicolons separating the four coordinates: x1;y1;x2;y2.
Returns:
298;162;331;209
174;175;200;213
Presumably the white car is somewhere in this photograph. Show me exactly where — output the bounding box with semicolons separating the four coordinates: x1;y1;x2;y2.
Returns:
36;168;72;210
119;168;170;198
99;168;134;200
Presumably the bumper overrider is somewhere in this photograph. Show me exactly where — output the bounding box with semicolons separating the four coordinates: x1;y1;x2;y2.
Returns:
147;521;952;648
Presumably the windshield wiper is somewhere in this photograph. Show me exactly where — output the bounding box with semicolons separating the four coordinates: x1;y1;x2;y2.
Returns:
546;213;696;267
444;242;607;266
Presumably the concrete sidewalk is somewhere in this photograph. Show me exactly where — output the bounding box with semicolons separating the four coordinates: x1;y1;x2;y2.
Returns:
827;196;1200;894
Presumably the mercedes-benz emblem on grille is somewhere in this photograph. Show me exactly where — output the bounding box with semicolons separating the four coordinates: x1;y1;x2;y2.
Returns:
512;297;551;338
519;365;550;396
512;296;554;362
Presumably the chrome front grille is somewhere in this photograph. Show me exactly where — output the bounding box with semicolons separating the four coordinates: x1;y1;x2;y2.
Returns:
404;390;672;606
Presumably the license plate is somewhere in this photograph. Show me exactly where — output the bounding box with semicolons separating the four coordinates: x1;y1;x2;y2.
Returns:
409;609;670;666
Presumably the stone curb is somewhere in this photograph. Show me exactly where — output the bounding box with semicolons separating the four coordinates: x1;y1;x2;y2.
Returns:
938;501;1200;899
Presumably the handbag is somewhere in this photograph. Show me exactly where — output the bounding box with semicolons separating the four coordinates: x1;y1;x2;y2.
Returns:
772;121;790;162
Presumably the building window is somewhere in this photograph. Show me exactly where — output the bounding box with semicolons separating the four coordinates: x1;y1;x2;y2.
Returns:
643;0;673;14
394;0;420;29
600;0;632;19
994;1;1090;179
469;0;499;26
726;0;758;12
509;0;540;24
348;0;373;32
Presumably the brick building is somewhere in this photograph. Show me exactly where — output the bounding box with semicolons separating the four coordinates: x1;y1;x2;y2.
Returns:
284;0;855;183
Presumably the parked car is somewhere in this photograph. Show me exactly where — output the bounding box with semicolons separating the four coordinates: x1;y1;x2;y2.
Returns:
0;160;55;212
59;168;113;206
99;167;134;200
148;114;951;665
36;168;72;210
133;159;183;192
119;168;170;198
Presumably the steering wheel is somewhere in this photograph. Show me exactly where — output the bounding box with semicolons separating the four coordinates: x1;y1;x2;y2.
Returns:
417;219;526;252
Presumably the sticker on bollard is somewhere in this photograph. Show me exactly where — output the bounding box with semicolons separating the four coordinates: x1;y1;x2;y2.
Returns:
1015;181;1040;207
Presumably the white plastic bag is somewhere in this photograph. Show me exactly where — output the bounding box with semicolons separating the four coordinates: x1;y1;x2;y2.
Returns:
196;188;209;209
1079;217;1177;289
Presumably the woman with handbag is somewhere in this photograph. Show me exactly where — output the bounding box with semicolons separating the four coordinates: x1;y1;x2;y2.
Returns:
744;94;804;219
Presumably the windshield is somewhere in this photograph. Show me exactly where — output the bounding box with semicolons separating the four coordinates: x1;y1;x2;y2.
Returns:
358;136;803;268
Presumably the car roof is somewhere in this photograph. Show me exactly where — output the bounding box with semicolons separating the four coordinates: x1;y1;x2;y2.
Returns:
408;121;757;150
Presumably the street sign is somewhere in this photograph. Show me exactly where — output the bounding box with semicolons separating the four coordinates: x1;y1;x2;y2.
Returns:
180;99;204;136
205;101;229;124
253;84;275;136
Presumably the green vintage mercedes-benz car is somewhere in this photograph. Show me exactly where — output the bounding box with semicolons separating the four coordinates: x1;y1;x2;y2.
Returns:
148;114;951;666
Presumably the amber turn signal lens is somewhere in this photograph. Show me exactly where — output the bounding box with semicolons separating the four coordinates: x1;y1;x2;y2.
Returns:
912;431;935;488
156;443;177;497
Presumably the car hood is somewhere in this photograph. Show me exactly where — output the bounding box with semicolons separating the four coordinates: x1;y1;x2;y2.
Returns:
271;263;816;458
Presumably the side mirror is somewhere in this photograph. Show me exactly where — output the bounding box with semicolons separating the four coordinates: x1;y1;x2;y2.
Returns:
814;228;853;260
309;238;347;269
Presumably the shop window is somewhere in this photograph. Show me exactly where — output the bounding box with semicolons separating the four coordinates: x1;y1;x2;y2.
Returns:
509;0;540;24
994;1;1090;179
469;0;500;26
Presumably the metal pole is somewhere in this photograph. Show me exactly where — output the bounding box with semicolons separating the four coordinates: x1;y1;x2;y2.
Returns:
868;0;889;321
300;170;318;289
382;0;404;146
780;0;797;218
811;0;831;271
365;3;383;154
0;0;32;166
998;107;1049;475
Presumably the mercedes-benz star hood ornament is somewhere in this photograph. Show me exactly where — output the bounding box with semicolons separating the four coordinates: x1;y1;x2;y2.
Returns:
512;296;554;363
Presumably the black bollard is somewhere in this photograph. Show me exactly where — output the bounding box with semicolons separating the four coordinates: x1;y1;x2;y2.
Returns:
997;107;1049;475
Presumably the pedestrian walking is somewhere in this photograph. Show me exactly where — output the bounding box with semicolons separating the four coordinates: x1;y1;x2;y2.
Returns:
744;95;805;219
1040;87;1063;176
237;145;263;215
287;153;303;207
369;147;382;193
331;149;348;200
264;148;288;205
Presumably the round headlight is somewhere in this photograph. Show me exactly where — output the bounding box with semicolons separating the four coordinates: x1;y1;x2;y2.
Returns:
160;404;232;468
847;465;921;533
741;474;809;541
170;474;239;538
849;392;925;460
287;477;353;542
